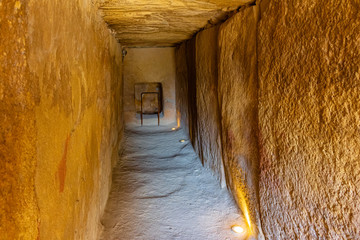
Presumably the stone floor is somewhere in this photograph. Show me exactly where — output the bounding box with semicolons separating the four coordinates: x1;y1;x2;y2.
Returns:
100;126;246;240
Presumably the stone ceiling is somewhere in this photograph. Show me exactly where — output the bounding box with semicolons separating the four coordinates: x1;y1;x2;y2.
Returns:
99;0;254;47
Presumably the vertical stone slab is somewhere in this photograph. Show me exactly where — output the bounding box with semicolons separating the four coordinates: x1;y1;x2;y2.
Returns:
218;6;262;237
0;1;39;239
258;0;360;238
175;43;189;132
175;39;197;135
186;38;198;144
195;26;226;187
25;0;124;239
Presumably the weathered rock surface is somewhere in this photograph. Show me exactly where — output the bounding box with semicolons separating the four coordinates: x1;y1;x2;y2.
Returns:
185;39;198;146
100;0;254;47
0;1;38;239
175;38;197;135
123;48;176;126
258;0;360;238
175;43;190;132
174;0;360;238
194;26;226;187
1;0;124;239
218;6;262;237
175;7;262;238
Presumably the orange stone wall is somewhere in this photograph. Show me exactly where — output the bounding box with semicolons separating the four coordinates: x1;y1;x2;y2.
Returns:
176;1;360;238
0;0;124;239
258;0;360;238
175;7;263;238
0;1;38;239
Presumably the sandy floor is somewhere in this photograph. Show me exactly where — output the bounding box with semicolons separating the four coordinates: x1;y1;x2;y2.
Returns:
100;126;246;240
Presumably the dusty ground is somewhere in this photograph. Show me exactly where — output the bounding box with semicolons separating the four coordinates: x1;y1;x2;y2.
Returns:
100;126;246;240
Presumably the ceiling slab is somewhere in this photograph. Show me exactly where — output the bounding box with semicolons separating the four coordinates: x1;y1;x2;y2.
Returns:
100;0;254;47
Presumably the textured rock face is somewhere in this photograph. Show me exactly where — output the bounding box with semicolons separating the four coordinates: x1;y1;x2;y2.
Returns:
123;48;176;126
175;38;198;139
175;7;262;238
185;39;198;144
194;26;226;187
0;1;38;239
176;2;360;238
258;0;360;238
100;0;254;47
218;7;261;237
1;0;123;239
175;43;190;132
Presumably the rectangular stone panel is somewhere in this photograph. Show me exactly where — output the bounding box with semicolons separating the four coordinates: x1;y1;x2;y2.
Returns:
134;82;163;114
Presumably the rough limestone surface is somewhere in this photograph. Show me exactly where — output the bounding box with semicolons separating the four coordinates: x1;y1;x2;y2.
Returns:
175;39;203;169
175;8;263;238
175;43;190;132
0;1;38;239
175;39;198;135
218;7;262;237
123;48;176;126
194;26;226;187
1;0;124;239
258;0;360;238
100;0;254;47
185;38;198;147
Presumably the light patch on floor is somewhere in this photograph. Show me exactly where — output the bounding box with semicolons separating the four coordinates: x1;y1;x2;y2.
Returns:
100;126;246;240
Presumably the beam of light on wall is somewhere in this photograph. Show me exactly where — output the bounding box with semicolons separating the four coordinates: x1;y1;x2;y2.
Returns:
176;111;181;128
236;188;253;235
243;208;252;231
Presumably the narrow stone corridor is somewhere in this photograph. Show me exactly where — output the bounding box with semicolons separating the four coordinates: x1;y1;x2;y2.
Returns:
2;0;360;239
100;127;244;240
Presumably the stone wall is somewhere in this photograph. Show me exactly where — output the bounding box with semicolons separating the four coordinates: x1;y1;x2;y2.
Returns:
0;1;38;239
194;26;226;187
258;0;360;238
123;48;177;126
175;6;262;238
0;0;123;239
185;39;198;143
175;43;189;132
175;0;360;238
176;28;226;185
218;7;262;237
